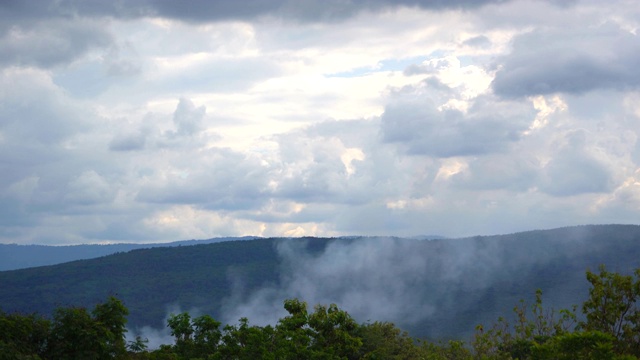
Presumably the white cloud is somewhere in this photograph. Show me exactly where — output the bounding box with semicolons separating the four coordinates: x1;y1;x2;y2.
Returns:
380;86;536;157
1;0;640;244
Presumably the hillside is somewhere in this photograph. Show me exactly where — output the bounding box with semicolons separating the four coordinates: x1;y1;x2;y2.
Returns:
0;236;259;271
0;238;292;329
1;225;639;340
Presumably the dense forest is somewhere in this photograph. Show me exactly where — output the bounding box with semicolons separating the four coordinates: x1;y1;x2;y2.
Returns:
2;225;640;341
0;237;259;271
2;265;640;359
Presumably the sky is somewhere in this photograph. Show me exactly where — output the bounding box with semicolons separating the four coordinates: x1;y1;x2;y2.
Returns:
1;0;640;245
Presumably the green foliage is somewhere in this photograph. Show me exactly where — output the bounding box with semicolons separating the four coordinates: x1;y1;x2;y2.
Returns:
421;339;473;360
581;265;640;355
3;225;640;340
4;264;640;360
0;309;50;359
218;318;276;359
471;288;578;360
307;303;362;359
166;312;223;359
93;296;130;358
270;298;364;359
513;289;576;339
127;335;149;353
2;224;640;348
192;315;222;356
357;321;421;359
470;266;640;360
276;298;313;356
48;306;104;359
530;331;621;360
0;239;286;330
0;297;129;360
472;317;512;360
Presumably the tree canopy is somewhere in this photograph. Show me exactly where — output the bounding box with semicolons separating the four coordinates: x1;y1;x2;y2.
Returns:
2;266;640;359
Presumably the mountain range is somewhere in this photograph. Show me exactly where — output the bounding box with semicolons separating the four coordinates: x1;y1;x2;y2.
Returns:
1;224;639;341
0;236;259;271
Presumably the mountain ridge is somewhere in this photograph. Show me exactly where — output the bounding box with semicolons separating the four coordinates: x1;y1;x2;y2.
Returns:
1;224;639;340
0;236;260;271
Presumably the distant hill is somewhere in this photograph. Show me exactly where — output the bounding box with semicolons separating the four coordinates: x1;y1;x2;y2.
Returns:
0;238;286;330
0;236;259;271
0;225;639;341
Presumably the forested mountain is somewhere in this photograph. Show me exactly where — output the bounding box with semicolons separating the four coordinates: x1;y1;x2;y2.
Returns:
1;224;639;342
0;238;287;330
0;236;258;271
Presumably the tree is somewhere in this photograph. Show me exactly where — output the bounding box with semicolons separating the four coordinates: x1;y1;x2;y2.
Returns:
530;331;623;360
166;312;224;359
274;299;313;359
472;289;577;360
307;303;362;359
93;296;129;359
356;321;424;359
421;339;472;360
218;318;276;360
47;306;103;359
127;335;149;353
167;312;195;358
581;265;640;355
0;309;50;359
192;314;222;356
45;297;130;360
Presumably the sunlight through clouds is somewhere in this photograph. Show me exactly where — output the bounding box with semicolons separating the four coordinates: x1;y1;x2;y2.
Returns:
1;0;639;243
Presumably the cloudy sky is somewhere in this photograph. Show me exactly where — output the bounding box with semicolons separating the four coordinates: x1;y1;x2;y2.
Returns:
1;0;639;245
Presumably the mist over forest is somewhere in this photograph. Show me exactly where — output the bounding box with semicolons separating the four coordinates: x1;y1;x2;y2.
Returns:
211;224;640;340
2;224;639;348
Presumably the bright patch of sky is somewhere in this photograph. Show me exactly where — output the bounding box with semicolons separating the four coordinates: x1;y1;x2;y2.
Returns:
327;55;430;78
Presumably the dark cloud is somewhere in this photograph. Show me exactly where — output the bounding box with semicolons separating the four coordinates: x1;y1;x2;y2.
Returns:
450;153;539;191
1;0;637;244
462;35;492;48
541;154;612;196
142;0;512;22
63;170;116;206
135;147;271;211
1;0;511;25
268;121;385;207
49;43;141;97
52;62;112;98
0;176;41;227
539;131;614;196
272;138;354;203
0;69;88;145
109;132;147;152
0;20;112;69
172;98;206;136
85;216;166;243
492;24;640;97
0;68;128;241
103;43;142;77
0;1;143;25
380;94;535;157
